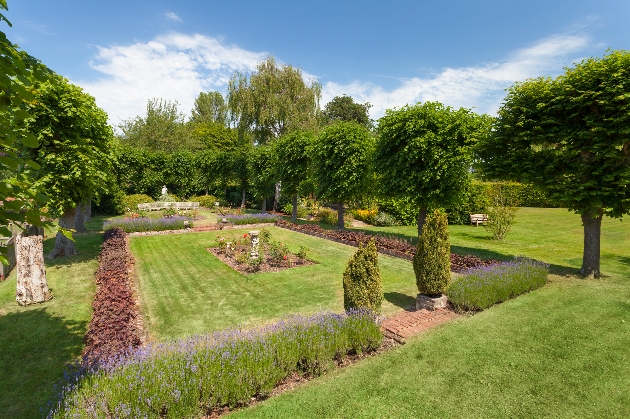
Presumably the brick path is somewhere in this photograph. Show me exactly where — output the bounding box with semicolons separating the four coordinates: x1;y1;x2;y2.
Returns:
381;308;459;343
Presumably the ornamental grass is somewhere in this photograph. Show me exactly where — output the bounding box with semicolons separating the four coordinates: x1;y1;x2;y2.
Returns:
447;257;549;311
48;310;382;419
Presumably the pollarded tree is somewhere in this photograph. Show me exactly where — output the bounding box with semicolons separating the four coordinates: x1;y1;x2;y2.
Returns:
248;144;276;211
227;56;321;144
476;50;630;278
311;121;375;230
272;131;315;221
375;102;491;237
23;75;114;257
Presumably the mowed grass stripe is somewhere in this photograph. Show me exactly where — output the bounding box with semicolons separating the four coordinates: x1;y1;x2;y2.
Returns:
130;227;417;340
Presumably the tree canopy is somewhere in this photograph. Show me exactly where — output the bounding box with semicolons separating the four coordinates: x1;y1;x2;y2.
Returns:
476;50;630;277
191;91;229;126
375;101;491;236
321;95;372;129
227;56;321;144
311;121;375;229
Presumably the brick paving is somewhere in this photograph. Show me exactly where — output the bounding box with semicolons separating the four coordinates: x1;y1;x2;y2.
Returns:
381;308;459;343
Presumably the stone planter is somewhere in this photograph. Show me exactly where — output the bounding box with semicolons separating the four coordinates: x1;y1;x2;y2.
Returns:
416;293;448;311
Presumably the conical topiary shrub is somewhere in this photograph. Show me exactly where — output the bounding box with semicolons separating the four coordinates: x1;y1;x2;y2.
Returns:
413;209;451;296
343;238;382;313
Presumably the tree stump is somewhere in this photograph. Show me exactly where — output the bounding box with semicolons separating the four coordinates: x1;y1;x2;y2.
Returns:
16;234;52;306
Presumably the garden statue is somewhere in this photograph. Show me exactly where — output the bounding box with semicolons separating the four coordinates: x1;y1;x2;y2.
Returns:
249;230;260;258
161;185;168;197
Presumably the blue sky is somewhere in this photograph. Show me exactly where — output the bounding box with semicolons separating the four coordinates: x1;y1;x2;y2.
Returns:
5;1;630;124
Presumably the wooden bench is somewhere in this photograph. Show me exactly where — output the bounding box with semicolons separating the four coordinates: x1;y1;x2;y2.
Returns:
137;202;200;211
470;213;488;227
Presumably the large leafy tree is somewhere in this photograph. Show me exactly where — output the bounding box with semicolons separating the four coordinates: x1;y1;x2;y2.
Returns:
191;91;229;126
311;122;375;230
118;98;199;153
227;56;321;144
476;50;630;277
0;0;51;263
321;95;372;129
23;75;114;257
272;130;315;221
248;144;276;211
375;101;490;236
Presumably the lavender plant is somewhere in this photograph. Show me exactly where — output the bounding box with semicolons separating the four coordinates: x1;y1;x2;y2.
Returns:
447;257;549;311
47;310;382;419
103;215;191;233
223;213;280;225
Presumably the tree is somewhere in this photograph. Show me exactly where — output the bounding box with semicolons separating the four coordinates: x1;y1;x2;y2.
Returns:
321;95;372;129
476;50;630;277
23;75;114;257
190;121;241;152
375;101;491;236
227;56;321;144
272;131;315;221
118;98;199;153
0;0;52;264
248;145;276;211
191;91;229;125
311;121;375;230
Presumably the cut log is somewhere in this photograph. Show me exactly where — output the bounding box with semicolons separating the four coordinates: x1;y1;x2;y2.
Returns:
16;234;52;306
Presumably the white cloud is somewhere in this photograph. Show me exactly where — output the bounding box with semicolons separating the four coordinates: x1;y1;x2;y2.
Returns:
75;32;589;126
165;12;183;23
322;34;590;117
76;33;267;124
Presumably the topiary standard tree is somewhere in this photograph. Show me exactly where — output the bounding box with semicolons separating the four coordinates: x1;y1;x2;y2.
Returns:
343;238;382;313
23;75;114;258
311;121;375;230
375;101;491;237
413;209;451;304
272;130;315;221
476;50;630;278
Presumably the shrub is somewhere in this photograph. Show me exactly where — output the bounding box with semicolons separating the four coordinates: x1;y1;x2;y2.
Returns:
343;238;383;313
122;194;154;213
282;202;309;218
315;207;338;225
93;188;126;216
448;257;549;311
376;197;417;226
373;211;399;227
413;209;451;295
103;216;190;233
223;213;279;225
190;195;218;208
49;310;382;419
352;209;377;224
485;185;519;240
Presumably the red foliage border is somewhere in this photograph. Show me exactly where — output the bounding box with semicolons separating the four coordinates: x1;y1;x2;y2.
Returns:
82;227;141;364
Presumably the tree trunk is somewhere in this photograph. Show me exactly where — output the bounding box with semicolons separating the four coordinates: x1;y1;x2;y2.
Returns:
337;202;345;230
48;207;77;258
291;194;298;222
261;197;267;212
580;210;603;278
85;200;92;222
273;181;282;212
417;208;428;237
74;202;88;233
16;234;52;306
241;189;246;208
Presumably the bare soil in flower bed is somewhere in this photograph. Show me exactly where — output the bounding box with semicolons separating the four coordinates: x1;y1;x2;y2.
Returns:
201;336;401;418
275;219;499;273
208;247;316;274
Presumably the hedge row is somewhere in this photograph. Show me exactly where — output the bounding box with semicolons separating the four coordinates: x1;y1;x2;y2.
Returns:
82;228;141;364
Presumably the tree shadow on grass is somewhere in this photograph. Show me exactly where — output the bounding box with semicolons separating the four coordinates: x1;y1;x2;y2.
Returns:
384;292;416;311
0;308;87;419
42;231;103;268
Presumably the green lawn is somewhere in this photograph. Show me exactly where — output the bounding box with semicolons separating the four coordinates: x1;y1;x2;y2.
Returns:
131;226;417;340
0;219;104;419
223;208;630;418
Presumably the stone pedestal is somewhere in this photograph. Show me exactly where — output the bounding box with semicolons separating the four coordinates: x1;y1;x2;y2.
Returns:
249;230;260;258
416;293;448;311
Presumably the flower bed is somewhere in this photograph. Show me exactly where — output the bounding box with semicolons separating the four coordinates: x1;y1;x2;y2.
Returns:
209;229;314;274
48;310;382;419
103;215;190;233
82;228;141;364
275;220;498;272
222;212;280;225
447;257;549;311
